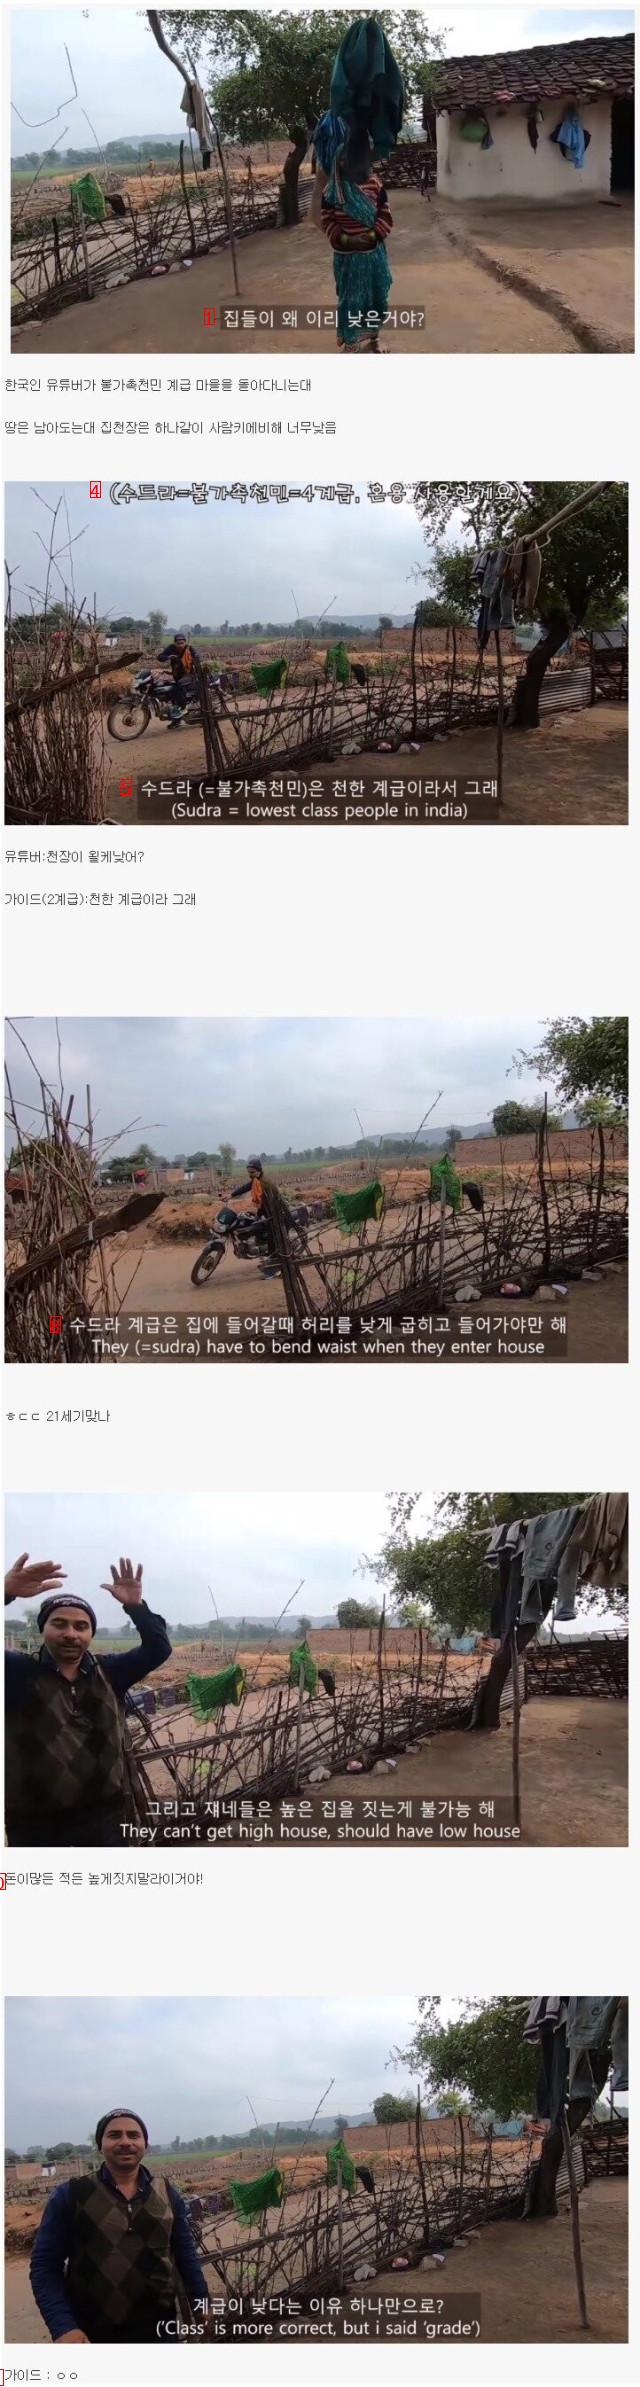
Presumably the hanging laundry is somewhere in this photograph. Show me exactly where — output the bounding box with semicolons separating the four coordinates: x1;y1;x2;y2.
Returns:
185;1664;246;1715
355;2163;375;2194
485;1521;527;1642
326;2139;356;2190
230;2167;283;2220
520;540;543;614
289;1640;318;1694
251;658;288;693
430;1155;462;1213
325;641;351;684
329;18;404;158
71;174;106;225
180;77;217;169
572;1492;628;1590
566;1996;620;2100
474;546;514;648
550;106;590;168
318;1666;336;1699
333;1179;384;1230
526;106;543;153
520;1505;583;1624
460;111;493;150
611;2000;628;2092
351;661;367;687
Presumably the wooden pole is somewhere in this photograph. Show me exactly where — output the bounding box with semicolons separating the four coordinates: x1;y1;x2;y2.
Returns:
179;137;197;255
457;2113;465;2230
437;1171;447;1305
560;2112;589;2330
336;2159;344;2291
495;627;504;812
71;191;93;299
415;2089;430;2243
293;1664;305;1790
511;1625;522;1831
377;1598;386;1752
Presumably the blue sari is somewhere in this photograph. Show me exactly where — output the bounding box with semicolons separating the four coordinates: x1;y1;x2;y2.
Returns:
325;168;392;349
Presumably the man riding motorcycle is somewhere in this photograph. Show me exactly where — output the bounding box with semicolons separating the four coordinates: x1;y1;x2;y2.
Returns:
229;1158;275;1258
157;632;198;727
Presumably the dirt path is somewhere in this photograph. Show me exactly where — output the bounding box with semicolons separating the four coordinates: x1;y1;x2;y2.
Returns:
443;193;634;353
13;193;583;355
373;2177;628;2342
328;1696;628;1845
98;1239;628;1363
104;705;627;828
355;706;628;826
6;2176;627;2344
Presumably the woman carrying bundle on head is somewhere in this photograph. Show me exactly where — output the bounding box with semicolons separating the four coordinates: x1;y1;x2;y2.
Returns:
310;18;403;354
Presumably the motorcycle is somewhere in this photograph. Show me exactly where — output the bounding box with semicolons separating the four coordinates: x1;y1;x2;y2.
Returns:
190;1204;309;1288
107;668;203;742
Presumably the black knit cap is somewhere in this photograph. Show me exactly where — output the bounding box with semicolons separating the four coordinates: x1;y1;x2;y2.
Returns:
95;2109;149;2149
38;1593;97;1635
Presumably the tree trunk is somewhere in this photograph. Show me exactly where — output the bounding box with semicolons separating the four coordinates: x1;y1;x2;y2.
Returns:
529;2051;611;2218
472;1622;538;1730
279;129;308;226
509;611;570;730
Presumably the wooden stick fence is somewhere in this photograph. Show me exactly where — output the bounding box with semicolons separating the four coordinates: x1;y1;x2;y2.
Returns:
524;1636;628;1699
193;2124;541;2307
125;1634;488;1812
253;1130;628;1335
11;153;276;328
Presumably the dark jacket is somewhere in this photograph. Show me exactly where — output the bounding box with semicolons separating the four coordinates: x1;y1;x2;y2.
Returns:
5;1602;172;1715
30;2163;208;2341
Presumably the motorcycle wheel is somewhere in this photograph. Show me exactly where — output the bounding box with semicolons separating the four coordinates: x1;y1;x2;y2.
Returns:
107;701;151;741
190;1242;225;1285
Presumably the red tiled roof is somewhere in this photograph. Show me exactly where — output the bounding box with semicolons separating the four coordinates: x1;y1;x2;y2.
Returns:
431;32;634;111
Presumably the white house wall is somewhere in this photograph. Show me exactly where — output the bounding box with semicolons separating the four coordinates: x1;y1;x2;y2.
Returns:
436;98;613;201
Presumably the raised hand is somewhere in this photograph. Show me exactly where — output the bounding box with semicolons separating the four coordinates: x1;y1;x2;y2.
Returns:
101;1558;144;1606
5;1553;66;1605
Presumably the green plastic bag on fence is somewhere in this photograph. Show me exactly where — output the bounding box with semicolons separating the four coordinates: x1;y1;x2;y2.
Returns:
324;641;350;684
185;1663;246;1715
251;658;288;693
289;1640;318;1694
333;1179;384;1232
430;1155;462;1213
230;2166;284;2220
326;2139;356;2191
71;173;106;224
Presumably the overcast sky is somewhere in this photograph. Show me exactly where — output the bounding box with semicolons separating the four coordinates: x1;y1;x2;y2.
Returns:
5;1015;558;1155
4;483;435;627
5;1996;421;2144
5;1489;435;1628
11;9;634;149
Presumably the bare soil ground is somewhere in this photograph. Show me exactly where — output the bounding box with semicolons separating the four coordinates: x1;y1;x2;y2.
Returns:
443;193;634;352
374;2177;628;2343
328;1696;628;1845
13;191;593;355
92;1203;628;1360
6;2174;626;2344
104;704;628;827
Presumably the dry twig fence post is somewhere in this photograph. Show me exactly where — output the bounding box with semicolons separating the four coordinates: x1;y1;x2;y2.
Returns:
560;2111;589;2329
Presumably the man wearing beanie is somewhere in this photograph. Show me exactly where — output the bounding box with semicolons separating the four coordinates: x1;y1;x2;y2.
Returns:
29;2108;209;2343
5;1553;172;1846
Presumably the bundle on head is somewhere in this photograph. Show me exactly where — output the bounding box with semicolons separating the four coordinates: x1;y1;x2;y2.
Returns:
343;117;376;183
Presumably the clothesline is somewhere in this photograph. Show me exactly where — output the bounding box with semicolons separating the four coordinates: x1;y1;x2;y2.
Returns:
510;479;611;552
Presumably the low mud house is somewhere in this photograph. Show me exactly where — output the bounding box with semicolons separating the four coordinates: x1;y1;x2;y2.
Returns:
428;32;635;203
